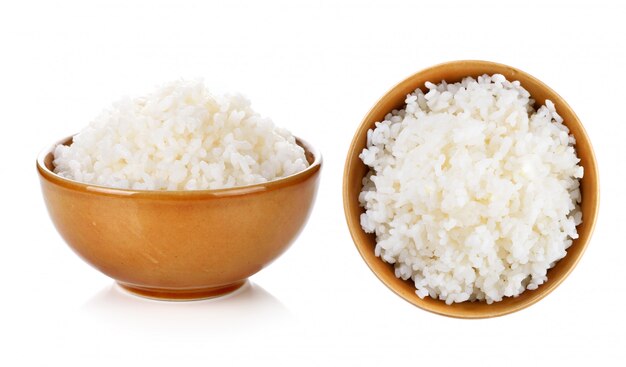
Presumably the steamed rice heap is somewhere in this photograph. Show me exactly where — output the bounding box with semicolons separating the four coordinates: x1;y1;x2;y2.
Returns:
359;74;583;304
54;80;308;190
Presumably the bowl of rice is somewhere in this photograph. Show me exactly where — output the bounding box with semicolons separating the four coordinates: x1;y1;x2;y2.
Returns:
37;80;321;300
343;60;598;318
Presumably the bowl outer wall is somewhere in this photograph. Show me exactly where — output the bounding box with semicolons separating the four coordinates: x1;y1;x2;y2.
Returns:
343;60;599;318
38;136;322;291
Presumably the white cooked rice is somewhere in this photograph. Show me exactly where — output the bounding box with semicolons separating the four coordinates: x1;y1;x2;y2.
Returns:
359;74;583;304
53;80;309;190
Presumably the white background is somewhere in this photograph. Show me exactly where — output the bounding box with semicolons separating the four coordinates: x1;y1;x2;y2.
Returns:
2;0;624;365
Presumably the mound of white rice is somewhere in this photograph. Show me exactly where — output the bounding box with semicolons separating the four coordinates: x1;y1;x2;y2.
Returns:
53;80;309;190
359;74;583;304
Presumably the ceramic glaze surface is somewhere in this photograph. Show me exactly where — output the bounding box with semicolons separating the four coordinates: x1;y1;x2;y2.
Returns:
38;136;322;300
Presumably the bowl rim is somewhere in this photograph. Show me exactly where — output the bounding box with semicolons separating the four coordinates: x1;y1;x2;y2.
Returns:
38;134;322;198
343;59;599;318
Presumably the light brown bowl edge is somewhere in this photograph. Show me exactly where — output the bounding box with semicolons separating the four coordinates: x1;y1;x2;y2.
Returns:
37;135;322;199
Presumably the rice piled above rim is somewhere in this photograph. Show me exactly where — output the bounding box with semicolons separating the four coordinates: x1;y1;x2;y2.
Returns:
53;80;309;190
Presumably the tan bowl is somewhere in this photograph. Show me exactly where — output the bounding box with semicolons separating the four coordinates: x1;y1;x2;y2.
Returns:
38;136;321;300
343;60;599;318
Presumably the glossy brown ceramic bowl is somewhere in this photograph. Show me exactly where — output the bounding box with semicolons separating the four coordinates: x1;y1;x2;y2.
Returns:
343;60;599;318
38;136;321;300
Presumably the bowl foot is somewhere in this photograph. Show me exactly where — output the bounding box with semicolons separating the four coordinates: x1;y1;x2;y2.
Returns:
117;280;247;301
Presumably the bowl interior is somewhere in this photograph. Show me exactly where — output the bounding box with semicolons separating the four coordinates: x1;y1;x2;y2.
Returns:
344;60;599;318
